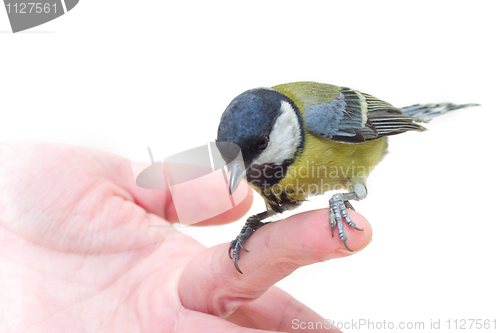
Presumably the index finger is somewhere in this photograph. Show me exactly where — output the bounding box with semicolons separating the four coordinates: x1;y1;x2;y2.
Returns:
179;208;372;319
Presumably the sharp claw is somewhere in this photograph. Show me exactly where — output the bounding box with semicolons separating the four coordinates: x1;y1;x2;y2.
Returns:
352;226;364;231
331;225;335;237
344;200;355;211
234;256;243;274
228;240;236;259
341;239;353;252
239;242;249;252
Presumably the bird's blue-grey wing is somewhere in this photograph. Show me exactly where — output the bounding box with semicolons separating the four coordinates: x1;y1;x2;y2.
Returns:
304;87;426;143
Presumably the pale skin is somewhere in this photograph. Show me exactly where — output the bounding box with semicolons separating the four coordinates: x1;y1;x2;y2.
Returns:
0;142;372;333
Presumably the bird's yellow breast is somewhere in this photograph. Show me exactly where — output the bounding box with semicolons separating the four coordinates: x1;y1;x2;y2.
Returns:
264;132;388;203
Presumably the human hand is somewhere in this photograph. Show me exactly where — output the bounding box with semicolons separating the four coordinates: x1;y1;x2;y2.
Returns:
0;142;372;332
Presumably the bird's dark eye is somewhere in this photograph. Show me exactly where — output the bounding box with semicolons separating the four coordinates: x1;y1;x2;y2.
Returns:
258;135;269;151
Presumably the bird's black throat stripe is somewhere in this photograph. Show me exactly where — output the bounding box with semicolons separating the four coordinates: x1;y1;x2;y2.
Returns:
246;159;293;189
246;158;303;213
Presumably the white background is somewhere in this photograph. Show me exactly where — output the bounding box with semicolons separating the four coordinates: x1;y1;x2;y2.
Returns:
1;1;499;331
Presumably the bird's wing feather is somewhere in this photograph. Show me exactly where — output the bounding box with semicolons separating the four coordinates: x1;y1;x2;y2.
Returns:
358;90;427;138
273;82;426;143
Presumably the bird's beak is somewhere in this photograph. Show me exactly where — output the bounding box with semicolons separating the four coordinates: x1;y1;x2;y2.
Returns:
228;159;246;195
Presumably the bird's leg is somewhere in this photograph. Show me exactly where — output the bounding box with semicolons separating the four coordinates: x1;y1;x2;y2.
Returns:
228;211;272;274
329;183;366;252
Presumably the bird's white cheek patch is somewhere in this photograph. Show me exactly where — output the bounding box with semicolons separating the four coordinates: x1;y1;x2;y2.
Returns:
253;101;301;166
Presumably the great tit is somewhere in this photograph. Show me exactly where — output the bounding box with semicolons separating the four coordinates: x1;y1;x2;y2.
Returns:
216;81;477;274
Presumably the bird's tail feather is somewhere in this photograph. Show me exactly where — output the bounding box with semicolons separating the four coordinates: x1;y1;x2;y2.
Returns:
401;103;479;121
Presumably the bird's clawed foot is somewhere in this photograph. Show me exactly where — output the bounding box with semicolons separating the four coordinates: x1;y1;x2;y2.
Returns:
228;213;269;274
228;233;250;274
329;193;363;252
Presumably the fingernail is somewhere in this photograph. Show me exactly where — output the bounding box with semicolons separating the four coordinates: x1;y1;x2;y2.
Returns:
323;238;373;261
324;248;355;260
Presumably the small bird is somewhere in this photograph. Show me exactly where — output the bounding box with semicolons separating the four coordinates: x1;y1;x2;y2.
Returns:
216;81;477;274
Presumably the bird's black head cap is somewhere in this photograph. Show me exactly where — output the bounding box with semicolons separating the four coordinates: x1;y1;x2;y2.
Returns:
217;88;286;167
